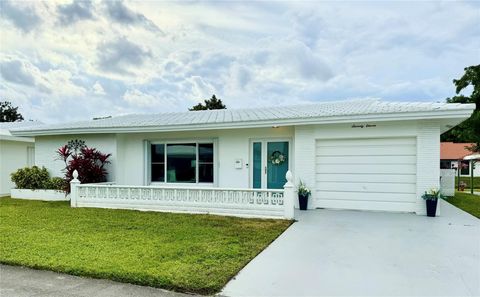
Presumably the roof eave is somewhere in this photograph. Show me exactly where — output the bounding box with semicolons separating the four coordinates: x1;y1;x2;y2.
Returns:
0;135;35;142
10;108;475;137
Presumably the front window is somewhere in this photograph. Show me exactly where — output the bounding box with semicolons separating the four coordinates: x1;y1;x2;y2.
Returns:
150;142;214;184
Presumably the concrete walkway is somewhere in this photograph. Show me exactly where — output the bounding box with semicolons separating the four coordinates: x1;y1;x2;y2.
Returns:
0;265;193;297
222;200;480;296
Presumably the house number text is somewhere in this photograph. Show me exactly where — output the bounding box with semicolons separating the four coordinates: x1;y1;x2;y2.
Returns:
351;124;377;128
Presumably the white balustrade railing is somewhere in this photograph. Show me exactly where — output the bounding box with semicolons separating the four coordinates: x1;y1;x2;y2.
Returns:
70;170;295;219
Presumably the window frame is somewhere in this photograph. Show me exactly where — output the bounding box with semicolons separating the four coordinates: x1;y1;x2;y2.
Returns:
460;160;470;176
147;139;217;186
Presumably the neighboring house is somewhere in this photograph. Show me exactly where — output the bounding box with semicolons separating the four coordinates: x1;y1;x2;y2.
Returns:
10;99;475;214
0;122;41;196
440;142;480;176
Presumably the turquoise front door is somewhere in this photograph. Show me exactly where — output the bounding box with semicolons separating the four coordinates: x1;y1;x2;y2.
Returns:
252;140;289;189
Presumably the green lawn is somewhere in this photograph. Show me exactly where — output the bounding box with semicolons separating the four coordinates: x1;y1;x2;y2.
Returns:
0;197;292;294
445;191;480;219
455;176;480;189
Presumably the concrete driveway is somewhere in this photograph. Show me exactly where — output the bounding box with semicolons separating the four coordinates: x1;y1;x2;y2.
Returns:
222;200;480;296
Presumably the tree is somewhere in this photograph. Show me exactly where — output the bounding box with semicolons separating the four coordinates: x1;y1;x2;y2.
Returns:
189;94;226;111
441;65;480;152
0;101;24;122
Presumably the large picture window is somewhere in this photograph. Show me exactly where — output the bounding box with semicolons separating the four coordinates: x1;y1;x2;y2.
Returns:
150;142;214;184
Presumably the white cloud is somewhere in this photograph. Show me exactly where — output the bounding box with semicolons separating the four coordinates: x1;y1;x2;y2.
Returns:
123;89;156;107
0;1;478;123
0;0;42;33
122;88;180;109
92;81;106;95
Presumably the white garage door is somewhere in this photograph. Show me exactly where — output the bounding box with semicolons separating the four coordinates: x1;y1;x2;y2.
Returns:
315;137;417;212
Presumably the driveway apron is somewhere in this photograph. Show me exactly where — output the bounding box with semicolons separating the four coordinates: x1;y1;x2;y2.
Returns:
222;200;480;296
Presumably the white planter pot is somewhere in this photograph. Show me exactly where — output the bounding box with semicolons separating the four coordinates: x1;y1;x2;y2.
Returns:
11;189;69;201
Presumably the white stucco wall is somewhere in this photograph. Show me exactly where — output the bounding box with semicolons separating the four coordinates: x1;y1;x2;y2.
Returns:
416;121;440;215
116;126;294;187
34;134;117;181
31;119;443;215
33;128;293;187
0;140;34;196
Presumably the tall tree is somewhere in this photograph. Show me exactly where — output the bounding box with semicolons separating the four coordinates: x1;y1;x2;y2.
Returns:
441;65;480;152
0;101;24;122
189;94;226;111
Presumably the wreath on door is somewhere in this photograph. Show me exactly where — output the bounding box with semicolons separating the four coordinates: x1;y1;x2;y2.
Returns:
270;150;286;165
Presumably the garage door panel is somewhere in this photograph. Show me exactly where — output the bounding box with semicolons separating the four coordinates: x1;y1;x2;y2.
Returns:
316;173;416;183
316;181;416;194
316;137;416;147
315;191;415;203
316;155;416;165
316;164;416;174
316;145;416;156
315;137;417;212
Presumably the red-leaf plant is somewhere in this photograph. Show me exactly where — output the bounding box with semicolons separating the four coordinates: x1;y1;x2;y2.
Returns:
56;142;111;192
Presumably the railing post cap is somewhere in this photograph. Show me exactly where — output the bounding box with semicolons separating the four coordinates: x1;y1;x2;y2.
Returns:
71;170;80;183
286;170;293;182
284;170;294;187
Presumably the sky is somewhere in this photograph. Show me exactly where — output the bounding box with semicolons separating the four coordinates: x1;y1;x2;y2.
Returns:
0;0;479;123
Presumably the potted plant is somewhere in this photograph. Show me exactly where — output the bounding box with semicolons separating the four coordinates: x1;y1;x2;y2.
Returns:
421;188;442;217
297;181;311;211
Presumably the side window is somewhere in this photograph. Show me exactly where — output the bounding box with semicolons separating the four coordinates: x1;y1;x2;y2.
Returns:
198;143;214;183
151;144;165;182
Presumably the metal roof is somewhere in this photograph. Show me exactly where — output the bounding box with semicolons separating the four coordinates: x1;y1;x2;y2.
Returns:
0;121;42;142
9;99;475;136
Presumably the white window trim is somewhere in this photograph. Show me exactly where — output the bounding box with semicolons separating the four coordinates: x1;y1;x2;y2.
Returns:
145;138;218;187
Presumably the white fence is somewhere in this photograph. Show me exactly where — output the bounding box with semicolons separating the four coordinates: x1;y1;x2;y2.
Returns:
440;169;455;197
70;170;295;219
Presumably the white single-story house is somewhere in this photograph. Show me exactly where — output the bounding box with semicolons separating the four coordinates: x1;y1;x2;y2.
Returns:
440;142;480;176
10;99;475;215
0;122;39;196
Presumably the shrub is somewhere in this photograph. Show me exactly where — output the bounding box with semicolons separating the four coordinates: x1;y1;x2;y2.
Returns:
11;166;50;190
56;139;111;192
45;177;68;191
10;166;65;191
